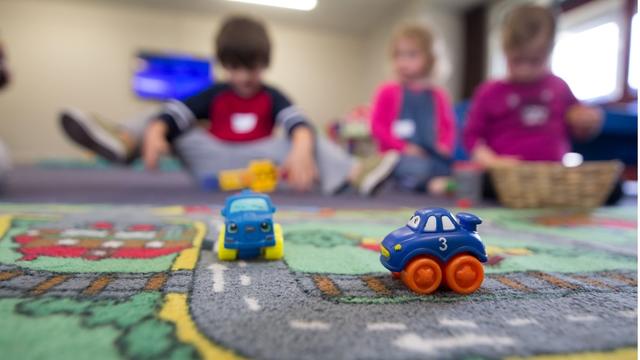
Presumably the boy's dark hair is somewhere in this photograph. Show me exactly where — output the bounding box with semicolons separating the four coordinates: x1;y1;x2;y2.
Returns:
216;16;271;68
502;4;556;53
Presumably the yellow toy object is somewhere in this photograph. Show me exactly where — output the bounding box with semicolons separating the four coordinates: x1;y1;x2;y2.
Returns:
263;224;285;260
218;159;278;193
217;223;284;261
216;225;239;261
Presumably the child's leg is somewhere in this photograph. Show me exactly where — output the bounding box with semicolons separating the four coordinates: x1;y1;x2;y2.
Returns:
393;155;432;191
0;140;10;190
172;131;355;194
393;155;452;193
313;137;357;194
172;130;287;183
59;107;160;163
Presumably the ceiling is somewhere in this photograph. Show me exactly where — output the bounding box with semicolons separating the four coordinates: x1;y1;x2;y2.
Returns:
98;0;487;34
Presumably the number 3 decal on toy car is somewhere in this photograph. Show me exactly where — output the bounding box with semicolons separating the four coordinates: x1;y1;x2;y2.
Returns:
438;237;448;251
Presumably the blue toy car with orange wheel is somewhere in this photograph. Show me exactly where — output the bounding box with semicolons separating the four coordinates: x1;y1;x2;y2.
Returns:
379;208;486;295
217;190;284;261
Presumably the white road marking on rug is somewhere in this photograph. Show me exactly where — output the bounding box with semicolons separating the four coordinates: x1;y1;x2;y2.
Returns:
618;309;637;318
393;333;515;354
566;314;599;322
506;318;538;326
238;261;248;268
243;296;261;311
289;320;331;330
144;240;164;248
438;318;478;328
57;238;79;246
240;274;251;286
101;240;123;248
367;322;407;331
208;264;228;293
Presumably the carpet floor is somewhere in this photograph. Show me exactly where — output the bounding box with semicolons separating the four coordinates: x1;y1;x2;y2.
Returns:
0;166;636;359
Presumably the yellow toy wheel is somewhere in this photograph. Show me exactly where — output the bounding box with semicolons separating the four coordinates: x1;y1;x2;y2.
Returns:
217;227;238;261
263;223;284;260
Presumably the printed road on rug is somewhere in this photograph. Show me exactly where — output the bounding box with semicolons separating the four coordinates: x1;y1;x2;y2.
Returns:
0;203;636;360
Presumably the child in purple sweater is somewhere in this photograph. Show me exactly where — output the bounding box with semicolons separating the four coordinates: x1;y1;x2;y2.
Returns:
464;5;602;167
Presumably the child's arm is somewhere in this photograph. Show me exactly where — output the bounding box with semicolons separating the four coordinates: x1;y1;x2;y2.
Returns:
282;125;318;192
464;85;519;168
268;87;318;192
557;77;603;141
566;104;603;141
143;121;171;169
433;88;456;157
471;143;520;168
142;86;217;169
370;85;407;152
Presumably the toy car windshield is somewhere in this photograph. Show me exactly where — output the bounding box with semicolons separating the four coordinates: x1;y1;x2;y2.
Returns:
406;215;421;229
228;198;270;213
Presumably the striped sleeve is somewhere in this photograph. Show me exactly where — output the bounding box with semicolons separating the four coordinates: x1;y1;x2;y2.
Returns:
266;86;313;135
157;86;219;141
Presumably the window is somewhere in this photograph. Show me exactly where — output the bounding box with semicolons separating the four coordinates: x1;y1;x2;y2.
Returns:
423;216;437;232
629;12;638;90
552;21;621;101
229;198;270;213
488;0;637;103
407;215;421;229
442;216;456;231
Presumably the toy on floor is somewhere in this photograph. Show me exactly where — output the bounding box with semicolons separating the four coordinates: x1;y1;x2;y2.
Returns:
379;208;486;295
217;190;284;261
218;159;278;193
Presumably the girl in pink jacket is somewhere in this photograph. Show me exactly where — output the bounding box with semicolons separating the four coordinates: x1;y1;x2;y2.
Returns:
370;24;456;194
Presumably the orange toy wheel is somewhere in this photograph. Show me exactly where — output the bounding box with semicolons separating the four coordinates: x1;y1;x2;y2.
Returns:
445;254;484;294
401;257;443;294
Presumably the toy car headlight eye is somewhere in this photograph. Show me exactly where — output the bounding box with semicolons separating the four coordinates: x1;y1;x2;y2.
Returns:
260;222;271;232
228;223;238;233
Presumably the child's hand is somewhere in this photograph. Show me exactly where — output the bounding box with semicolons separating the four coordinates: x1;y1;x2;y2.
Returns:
491;156;521;168
142;121;170;169
472;143;520;168
404;143;427;158
281;126;318;192
566;104;603;141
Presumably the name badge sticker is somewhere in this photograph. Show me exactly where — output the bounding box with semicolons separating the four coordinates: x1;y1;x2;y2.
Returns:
231;113;258;134
392;119;416;139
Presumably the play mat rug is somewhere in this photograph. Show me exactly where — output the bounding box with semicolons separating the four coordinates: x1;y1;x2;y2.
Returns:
0;203;636;360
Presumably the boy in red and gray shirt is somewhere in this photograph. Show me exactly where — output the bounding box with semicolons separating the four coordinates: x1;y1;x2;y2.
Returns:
61;16;397;195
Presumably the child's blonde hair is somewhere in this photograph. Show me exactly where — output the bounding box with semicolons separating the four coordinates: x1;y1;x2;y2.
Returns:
502;4;556;54
390;23;436;76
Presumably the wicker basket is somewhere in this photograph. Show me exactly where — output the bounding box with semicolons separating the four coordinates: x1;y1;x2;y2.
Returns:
489;160;623;208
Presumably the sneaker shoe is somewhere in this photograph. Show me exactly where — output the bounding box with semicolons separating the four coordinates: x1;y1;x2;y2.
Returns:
59;108;130;163
356;151;401;196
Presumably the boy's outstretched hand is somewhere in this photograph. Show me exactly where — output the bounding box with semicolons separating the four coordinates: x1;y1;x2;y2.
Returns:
143;121;171;169
281;126;318;192
566;104;603;141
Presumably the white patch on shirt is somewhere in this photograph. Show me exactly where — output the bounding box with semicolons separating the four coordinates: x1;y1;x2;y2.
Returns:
392;119;416;139
231;113;258;134
521;104;549;126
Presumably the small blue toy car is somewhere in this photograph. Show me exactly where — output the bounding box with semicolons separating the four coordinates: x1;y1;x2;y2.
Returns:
217;190;284;261
380;208;487;294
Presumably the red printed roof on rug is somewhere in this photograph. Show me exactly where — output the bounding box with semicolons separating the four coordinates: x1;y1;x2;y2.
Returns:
13;222;194;261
